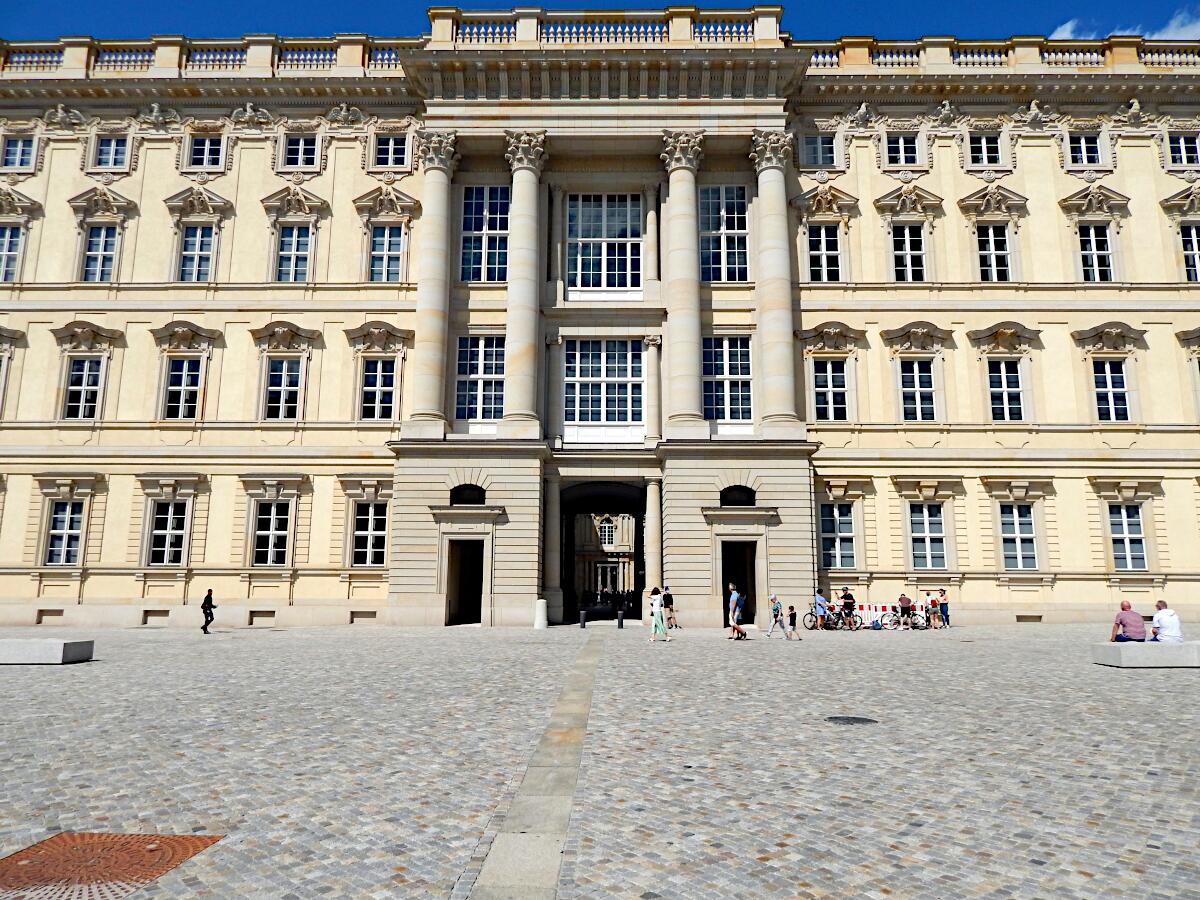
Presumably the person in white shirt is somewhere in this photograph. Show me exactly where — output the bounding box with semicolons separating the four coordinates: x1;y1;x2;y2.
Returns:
648;587;670;643
1150;600;1185;643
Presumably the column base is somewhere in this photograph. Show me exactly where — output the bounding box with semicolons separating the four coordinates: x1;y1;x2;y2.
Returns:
663;417;710;440
400;417;448;439
759;416;808;439
544;588;564;625
498;416;543;439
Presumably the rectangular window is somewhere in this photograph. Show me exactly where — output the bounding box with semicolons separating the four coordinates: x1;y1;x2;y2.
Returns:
82;225;118;282
283;135;318;169
892;224;925;282
812;358;848;421
147;500;189;566
252;500;290;566
699;186;749;283
276;224;311;282
0;225;21;282
909;502;946;569
369;225;405;282
977;223;1010;282
702;336;752;421
988;359;1023;422
178;224;214;282
459;186;510;282
360;357;396;420
188;135;223;169
1079;224;1113;282
563;339;642;424
899;358;936;422
1093;358;1129;422
62;356;103;419
1;136;34;169
1068;134;1102;167
93;136;127;169
45;499;84;565
374;134;408;168
802;134;836;167
999;502;1038;570
1109;503;1146;571
969;133;1002;167
886;133;920;166
1169;134;1200;167
455;336;505;420
162;356;202;420
351;501;388;566
263;357;302;420
819;502;856;568
807;224;841;282
566;193;642;290
1182;224;1200;282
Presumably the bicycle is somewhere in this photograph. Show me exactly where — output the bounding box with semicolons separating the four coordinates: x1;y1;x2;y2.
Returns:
829;606;864;631
802;603;837;630
879;606;927;630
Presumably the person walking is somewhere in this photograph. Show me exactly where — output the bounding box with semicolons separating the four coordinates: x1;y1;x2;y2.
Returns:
648;587;670;643
765;594;785;637
814;591;829;630
937;588;950;628
200;589;216;634
785;605;801;641
663;585;679;630
727;583;747;640
926;591;942;629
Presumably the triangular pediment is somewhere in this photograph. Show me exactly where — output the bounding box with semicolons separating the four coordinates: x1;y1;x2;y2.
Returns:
164;186;232;222
1059;184;1130;217
793;184;858;222
352;185;420;222
873;183;943;217
261;185;328;222
66;185;135;225
1161;183;1200;222
958;184;1028;217
0;184;39;220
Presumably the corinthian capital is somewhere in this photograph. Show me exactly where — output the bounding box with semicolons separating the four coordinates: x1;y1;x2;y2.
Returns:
505;130;548;175
660;129;705;173
750;130;794;173
415;129;460;175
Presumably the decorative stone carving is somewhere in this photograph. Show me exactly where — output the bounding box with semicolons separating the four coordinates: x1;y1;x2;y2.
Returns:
0;325;25;352
873;183;942;227
35;473;102;500
337;473;393;502
820;476;873;500
52;321;123;352
642;334;662;348
150;321;221;352
414;129;459;174
43;104;87;129
980;477;1053;501
957;184;1028;230
1070;322;1147;353
163;186;231;229
891;476;962;501
966;322;1041;354
661;129;705;172
261;186;327;224
1012;99;1056;129
1059;184;1130;230
848;102;873;129
1177;326;1200;356
352;185;418;226
251;321;321;352
1088;477;1160;502
0;184;39;224
136;103;181;130
344;321;412;353
66;186;135;229
137;473;205;501
230;102;275;128
1112;97;1144;126
931;99;960;128
325;103;366;126
880;321;953;353
792;184;857;230
505;130;548;174
749;129;791;172
794;322;867;352
239;473;307;501
1160;183;1200;228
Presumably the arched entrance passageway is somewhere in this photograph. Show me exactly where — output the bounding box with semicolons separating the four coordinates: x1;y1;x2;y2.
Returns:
558;481;646;622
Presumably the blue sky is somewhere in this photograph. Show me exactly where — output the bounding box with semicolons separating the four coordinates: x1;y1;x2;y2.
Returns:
1;0;1197;42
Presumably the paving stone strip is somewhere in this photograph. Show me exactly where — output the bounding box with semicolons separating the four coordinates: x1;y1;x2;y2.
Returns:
469;631;605;899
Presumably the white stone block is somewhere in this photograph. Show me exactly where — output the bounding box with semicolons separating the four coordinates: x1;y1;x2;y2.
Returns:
1092;641;1200;668
0;639;94;665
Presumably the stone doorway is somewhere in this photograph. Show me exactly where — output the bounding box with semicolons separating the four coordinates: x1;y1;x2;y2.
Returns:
560;481;645;622
445;539;484;626
721;539;758;625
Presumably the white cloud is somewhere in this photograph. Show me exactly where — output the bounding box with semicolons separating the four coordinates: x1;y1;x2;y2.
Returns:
1049;19;1096;39
1049;7;1200;39
1147;8;1200;38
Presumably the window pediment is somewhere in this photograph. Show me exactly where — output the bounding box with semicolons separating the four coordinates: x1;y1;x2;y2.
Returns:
1160;183;1200;228
792;184;857;230
820;476;874;500
338;473;393;502
1059;184;1129;230
966;321;1041;354
0;325;24;353
352;185;419;226
344;321;412;354
52;320;123;352
1071;322;1146;353
1177;326;1200;356
958;184;1028;230
0;184;39;224
36;473;102;499
1088;477;1161;502
163;186;232;229
67;186;135;229
261;185;328;225
891;477;962;501
252;321;321;352
137;473;205;500
150;320;222;352
239;473;307;501
981;477;1053;501
880;321;953;353
795;321;867;353
874;183;942;227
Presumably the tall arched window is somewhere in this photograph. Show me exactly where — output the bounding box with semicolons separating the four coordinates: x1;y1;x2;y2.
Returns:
720;485;756;507
450;484;486;505
598;517;615;546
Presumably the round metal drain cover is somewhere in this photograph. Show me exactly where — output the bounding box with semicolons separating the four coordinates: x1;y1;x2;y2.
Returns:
825;716;878;725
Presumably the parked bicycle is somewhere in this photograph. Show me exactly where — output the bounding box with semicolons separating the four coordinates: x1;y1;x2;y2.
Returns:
879;605;927;630
803;603;862;631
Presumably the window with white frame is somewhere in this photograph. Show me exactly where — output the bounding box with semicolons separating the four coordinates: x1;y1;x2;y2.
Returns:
177;224;215;282
1169;133;1200;167
885;133;920;166
455;336;505;421
147;499;189;566
988;359;1024;422
351;500;388;566
909;502;946;569
92;136;128;169
566;194;642;291
1093;358;1130;422
1;136;34;169
1078;224;1113;282
968;133;1003;167
82;225;118;282
369;225;406;282
801;134;837;168
812;358;849;421
62;356;104;420
359;357;396;420
0;225;21;282
807;224;841;282
1068;133;1102;167
564;339;642;424
262;356;303;420
899;358;936;422
702;336;752;421
251;500;291;566
999;502;1037;569
373;134;408;169
1182;224;1200;282
45;499;85;565
460;186;510;282
891;224;925;282
281;134;318;170
819;501;856;568
187;135;224;169
598;518;615;546
162;356;202;420
977;223;1011;282
275;224;311;282
699;186;749;283
1108;502;1147;570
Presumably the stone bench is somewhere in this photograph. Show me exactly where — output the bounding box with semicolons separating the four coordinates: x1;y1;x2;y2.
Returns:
0;639;94;665
1092;641;1200;668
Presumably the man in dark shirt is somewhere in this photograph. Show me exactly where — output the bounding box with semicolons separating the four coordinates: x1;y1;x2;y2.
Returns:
839;586;857;629
897;593;914;630
201;589;216;634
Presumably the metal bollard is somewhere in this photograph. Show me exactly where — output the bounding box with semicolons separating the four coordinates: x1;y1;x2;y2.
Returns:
579;610;587;629
617;610;624;629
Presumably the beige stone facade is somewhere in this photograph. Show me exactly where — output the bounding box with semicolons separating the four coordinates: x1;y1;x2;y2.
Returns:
0;8;1198;628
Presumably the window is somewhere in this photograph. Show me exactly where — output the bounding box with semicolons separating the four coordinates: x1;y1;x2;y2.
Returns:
359;357;396;420
598;519;615;546
892;224;925;282
1182;224;1200;282
369;225;405;282
1109;503;1146;571
147;500;189;566
566;194;642;290
699;186;748;283
1068;134;1101;167
276;224;311;282
282;135;318;169
801;134;836;167
807;224;841;282
450;484;486;505
977;224;1010;282
62;356;103;419
263;357;303;420
351;501;388;566
719;486;756;507
178;224;214;282
819;502;856;569
988;359;1023;422
909;502;946;569
1093;358;1129;422
999;502;1037;570
899;358;936;422
252;500;291;566
1;136;33;169
563;339;642;423
373;134;408;168
93;136;127;169
0;225;21;282
969;134;1002;167
886;133;920;166
812;358;848;421
45;500;84;565
455;336;505;420
82;225;118;282
162;357;202;420
460;186;510;282
188;135;223;169
1169;134;1200;167
702;336;752;421
1078;224;1113;282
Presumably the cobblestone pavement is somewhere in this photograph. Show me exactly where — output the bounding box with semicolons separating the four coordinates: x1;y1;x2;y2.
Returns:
1;623;1197;898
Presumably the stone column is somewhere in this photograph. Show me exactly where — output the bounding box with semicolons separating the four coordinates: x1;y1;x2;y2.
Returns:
403;129;458;438
543;470;563;623
661;130;707;437
546;334;564;444
501;130;548;438
644;477;663;608
549;184;564;298
642;182;660;290
643;335;662;444
750;129;802;435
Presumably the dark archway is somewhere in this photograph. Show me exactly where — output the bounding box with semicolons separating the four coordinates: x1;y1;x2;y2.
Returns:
559;481;646;622
720;485;756;507
450;484;486;505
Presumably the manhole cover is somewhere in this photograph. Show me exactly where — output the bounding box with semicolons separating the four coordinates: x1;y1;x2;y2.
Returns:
825;716;878;725
0;832;221;899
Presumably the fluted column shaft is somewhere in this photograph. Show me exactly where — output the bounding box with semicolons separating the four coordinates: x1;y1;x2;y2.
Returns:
661;130;705;431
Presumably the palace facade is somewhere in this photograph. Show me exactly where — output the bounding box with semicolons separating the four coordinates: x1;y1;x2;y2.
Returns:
0;7;1199;628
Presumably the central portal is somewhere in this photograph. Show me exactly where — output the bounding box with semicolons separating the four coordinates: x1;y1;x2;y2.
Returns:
559;481;645;622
